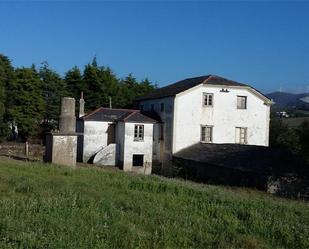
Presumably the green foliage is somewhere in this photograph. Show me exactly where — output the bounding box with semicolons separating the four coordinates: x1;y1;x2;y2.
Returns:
270;118;309;164
0;54;14;137
82;61;121;111
118;74;156;108
297;120;309;163
1;54;156;140
40;62;68;130
269;119;299;152
0;157;308;249
65;66;83;100
8;67;45;141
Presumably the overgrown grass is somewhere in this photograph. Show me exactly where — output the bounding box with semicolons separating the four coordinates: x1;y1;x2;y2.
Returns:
0;157;308;249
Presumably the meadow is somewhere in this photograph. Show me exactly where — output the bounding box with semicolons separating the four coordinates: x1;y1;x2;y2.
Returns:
0;156;308;249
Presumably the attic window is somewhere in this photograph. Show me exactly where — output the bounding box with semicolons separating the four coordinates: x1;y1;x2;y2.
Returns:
203;93;213;107
134;125;144;141
237;96;247;109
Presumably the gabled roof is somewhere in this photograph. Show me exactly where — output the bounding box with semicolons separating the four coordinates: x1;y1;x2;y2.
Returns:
81;107;157;123
135;75;271;103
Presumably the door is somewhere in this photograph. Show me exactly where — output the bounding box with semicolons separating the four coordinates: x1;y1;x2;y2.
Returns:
107;124;116;145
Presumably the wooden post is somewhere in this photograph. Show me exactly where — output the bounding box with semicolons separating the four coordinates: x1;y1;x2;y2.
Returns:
25;141;29;158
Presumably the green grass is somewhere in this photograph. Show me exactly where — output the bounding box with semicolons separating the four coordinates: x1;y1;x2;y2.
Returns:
0;157;308;249
282;117;309;127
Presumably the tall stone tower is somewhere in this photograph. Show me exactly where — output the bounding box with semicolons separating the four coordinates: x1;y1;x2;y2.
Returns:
44;97;77;168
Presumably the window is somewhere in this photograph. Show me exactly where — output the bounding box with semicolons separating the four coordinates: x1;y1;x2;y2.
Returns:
236;127;247;144
237;96;247;109
134;125;144;141
151;104;154;111
140;105;144;111
160;103;164;112
201;125;213;143
203;93;213;107
133;154;144;167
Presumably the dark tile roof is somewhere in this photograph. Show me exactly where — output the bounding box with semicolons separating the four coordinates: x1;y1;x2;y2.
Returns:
174;143;308;176
123;112;158;123
81;108;158;123
135;75;251;101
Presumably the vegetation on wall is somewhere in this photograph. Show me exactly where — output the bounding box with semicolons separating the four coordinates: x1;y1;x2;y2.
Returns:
0;54;156;141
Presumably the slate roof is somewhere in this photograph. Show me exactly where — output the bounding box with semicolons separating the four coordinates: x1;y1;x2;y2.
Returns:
174;143;308;176
81;108;158;123
135;74;269;101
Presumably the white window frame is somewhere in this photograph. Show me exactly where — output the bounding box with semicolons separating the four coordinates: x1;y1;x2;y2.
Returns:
134;124;144;141
203;93;213;107
236;127;247;144
201;125;213;143
237;96;247;109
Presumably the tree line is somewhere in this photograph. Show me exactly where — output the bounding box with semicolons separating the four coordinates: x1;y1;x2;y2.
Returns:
270;118;309;164
0;54;156;141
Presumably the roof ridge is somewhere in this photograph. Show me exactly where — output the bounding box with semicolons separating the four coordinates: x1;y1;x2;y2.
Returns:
101;107;138;112
122;110;140;122
81;107;104;120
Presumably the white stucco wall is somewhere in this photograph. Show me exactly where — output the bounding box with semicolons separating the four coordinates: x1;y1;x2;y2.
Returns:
173;84;271;153
83;121;112;162
139;97;174;162
123;122;153;174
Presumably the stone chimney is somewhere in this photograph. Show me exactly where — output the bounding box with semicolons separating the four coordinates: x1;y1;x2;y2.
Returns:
79;91;85;118
59;97;76;134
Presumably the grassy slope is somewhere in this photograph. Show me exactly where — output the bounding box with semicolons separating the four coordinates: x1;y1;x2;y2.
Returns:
282;117;309;127
0;157;308;249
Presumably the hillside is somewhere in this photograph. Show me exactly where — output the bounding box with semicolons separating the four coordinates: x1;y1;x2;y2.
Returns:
0;157;308;249
266;91;309;109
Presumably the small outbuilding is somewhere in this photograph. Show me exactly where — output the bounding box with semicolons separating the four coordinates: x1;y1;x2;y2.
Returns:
77;107;158;174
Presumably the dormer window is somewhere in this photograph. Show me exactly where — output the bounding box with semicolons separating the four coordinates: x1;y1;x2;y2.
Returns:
237;96;247;109
203;93;213;107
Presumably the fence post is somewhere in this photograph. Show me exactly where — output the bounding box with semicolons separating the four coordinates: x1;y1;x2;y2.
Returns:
25;141;29;158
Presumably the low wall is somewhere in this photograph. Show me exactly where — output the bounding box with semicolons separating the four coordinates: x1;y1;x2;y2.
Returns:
172;157;268;190
267;175;309;200
0;142;44;159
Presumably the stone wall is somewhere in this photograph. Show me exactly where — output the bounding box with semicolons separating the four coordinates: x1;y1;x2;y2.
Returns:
267;175;309;200
0;142;44;159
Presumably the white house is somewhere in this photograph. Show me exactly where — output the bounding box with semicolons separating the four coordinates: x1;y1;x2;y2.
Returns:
77;108;157;174
135;75;273;165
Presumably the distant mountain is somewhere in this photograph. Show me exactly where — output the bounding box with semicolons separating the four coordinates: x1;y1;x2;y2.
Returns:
266;92;309;109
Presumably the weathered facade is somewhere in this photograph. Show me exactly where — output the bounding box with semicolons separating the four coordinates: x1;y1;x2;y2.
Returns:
136;75;272;166
77;108;157;174
45;97;78;168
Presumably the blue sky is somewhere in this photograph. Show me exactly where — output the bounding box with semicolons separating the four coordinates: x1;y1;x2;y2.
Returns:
1;1;309;93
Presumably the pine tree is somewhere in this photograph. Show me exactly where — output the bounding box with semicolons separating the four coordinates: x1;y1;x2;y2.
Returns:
9;67;45;141
40;62;67;130
65;66;83;100
0;54;14;137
